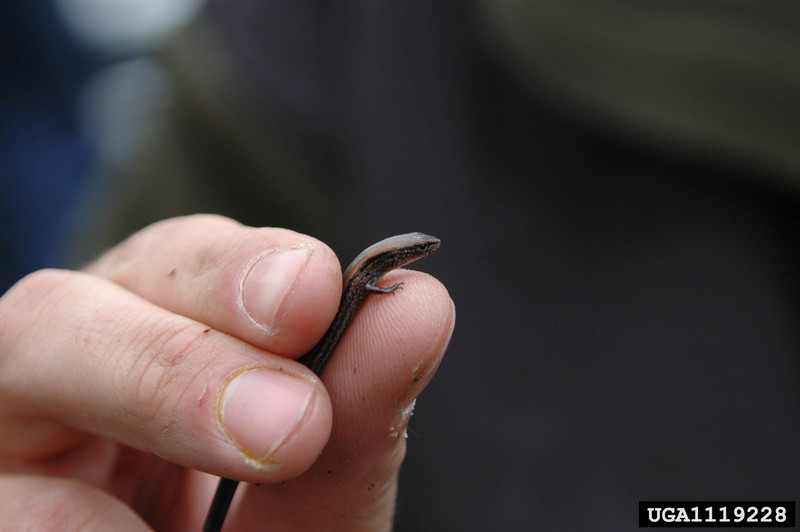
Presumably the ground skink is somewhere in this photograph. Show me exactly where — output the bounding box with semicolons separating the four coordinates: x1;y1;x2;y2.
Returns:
203;232;441;532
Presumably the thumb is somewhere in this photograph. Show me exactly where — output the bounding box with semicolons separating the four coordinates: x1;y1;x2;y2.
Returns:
228;270;455;531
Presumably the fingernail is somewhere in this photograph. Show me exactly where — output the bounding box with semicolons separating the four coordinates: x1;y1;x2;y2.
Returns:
242;247;311;333
218;368;315;467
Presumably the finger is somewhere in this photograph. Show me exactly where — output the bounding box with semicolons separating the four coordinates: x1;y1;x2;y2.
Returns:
0;475;152;532
85;214;342;357
230;270;455;530
0;269;332;483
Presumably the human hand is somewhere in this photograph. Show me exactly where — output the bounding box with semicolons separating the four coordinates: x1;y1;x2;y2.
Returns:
0;215;454;531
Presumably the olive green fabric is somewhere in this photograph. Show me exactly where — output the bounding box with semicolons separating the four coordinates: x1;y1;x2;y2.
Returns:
65;3;800;265
477;0;800;187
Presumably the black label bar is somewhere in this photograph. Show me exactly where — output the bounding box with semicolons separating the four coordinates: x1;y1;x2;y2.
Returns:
639;501;795;528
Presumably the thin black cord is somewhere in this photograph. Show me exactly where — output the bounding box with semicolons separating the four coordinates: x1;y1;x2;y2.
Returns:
202;477;239;532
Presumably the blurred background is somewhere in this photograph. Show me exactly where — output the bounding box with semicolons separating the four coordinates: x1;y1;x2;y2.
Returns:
3;2;800;530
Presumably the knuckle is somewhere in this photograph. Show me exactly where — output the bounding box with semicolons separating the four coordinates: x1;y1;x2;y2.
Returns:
1;268;72;309
0;269;75;362
114;317;211;427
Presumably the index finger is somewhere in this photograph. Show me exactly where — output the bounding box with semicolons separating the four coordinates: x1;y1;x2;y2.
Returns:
86;215;341;358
